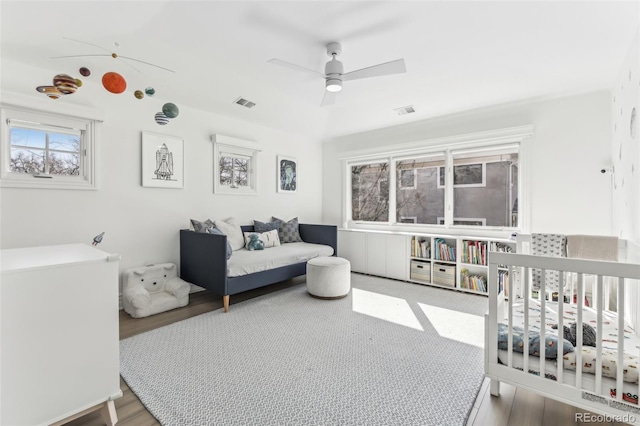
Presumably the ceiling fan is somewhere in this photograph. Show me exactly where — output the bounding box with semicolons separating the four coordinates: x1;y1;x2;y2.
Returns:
268;42;406;106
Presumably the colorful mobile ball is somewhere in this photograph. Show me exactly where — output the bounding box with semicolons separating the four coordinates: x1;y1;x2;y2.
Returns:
145;87;155;96
75;79;83;87
102;72;126;94
79;67;91;77
53;74;78;94
154;112;169;125
162;102;179;119
36;86;62;99
134;90;144;99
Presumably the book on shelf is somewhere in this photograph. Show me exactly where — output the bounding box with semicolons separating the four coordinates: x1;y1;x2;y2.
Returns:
498;270;509;297
434;238;455;262
460;267;487;292
462;240;487;265
490;242;514;269
411;237;430;259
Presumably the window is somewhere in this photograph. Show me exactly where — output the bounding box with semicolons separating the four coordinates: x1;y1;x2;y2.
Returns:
212;134;260;195
351;161;389;222
396;154;445;225
1;105;98;189
452;147;518;227
344;125;530;230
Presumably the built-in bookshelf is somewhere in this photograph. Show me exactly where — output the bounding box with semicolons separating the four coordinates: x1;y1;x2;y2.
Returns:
408;235;516;295
338;229;516;296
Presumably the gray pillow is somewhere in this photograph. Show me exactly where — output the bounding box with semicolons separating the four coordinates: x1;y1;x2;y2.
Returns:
272;217;302;243
190;218;214;233
253;220;279;233
206;227;232;260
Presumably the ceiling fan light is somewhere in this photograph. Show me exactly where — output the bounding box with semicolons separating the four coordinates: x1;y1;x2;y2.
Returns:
326;79;342;92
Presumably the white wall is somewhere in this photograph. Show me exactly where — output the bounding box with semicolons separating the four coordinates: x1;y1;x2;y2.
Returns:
322;90;612;236
611;30;640;247
0;61;324;280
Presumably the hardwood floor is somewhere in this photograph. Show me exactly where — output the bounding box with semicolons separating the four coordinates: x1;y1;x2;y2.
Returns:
67;277;629;426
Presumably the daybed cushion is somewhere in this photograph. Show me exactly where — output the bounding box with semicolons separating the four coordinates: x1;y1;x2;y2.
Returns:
207;227;233;259
228;242;334;277
253;220;279;233
190;218;214;233
214;218;245;251
272;217;303;243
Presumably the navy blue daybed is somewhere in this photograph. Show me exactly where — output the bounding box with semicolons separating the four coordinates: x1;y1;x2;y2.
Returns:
180;224;337;312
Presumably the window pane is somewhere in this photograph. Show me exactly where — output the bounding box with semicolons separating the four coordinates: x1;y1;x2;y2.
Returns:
235;171;248;187
453;150;519;227
10;148;45;173
10;127;46;149
396;154;445;225
49;133;80;153
351;162;389;222
48;152;80;176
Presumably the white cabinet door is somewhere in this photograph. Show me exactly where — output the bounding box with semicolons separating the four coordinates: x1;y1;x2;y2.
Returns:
338;230;367;273
386;234;408;280
1;244;121;426
366;233;387;276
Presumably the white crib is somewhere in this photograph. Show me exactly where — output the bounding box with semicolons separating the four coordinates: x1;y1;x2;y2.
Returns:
485;251;640;424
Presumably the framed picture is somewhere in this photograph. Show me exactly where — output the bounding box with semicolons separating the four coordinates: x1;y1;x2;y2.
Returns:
141;132;184;188
277;155;297;193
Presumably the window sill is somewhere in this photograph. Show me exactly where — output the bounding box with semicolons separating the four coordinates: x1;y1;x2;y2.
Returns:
0;176;97;190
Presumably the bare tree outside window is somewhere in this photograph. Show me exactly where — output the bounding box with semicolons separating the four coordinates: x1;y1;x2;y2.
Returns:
219;156;249;188
10;127;80;176
351;162;389;221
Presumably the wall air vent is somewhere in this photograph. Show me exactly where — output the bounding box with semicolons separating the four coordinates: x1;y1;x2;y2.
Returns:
394;105;416;116
234;97;256;109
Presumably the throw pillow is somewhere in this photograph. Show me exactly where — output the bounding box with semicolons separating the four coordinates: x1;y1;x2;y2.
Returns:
206;227;233;260
214;218;245;251
253;220;279;233
243;229;281;249
190;218;214;233
272;216;303;243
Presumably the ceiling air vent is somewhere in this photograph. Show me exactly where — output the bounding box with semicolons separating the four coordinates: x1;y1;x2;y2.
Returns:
394;105;415;116
234;97;256;109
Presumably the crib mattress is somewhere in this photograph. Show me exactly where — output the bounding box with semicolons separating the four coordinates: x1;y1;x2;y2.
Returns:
497;349;640;404
502;298;640;383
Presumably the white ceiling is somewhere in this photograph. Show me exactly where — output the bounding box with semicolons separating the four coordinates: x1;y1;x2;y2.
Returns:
1;1;638;140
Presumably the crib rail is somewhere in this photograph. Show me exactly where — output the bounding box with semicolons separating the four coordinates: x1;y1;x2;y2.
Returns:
486;252;640;421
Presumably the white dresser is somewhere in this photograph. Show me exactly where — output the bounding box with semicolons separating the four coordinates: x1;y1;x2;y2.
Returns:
1;244;122;425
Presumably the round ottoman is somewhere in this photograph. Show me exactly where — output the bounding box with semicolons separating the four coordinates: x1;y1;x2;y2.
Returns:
306;256;351;299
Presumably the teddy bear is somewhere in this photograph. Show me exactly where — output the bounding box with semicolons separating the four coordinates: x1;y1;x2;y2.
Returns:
122;263;191;318
246;233;265;251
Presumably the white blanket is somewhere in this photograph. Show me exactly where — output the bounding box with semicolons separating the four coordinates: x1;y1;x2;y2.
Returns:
228;242;334;277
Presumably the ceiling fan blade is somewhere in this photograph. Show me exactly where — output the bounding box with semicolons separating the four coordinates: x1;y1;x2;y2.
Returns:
342;59;406;82
320;90;337;107
268;58;325;78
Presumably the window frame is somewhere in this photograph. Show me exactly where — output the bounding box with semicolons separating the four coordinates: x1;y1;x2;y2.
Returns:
342;125;532;234
0;105;99;190
212;134;260;195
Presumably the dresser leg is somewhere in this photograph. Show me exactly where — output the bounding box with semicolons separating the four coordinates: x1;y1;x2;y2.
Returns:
100;400;118;426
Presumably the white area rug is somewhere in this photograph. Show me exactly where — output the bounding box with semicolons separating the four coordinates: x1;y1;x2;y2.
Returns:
120;274;487;425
